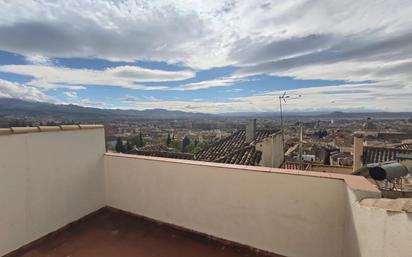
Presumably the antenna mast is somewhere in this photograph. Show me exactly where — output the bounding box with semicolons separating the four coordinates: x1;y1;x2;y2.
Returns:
278;91;302;160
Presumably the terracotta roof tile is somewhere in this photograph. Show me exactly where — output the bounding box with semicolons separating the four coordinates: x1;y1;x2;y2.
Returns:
127;145;194;160
396;143;412;150
195;129;277;166
363;146;412;164
137;144;171;152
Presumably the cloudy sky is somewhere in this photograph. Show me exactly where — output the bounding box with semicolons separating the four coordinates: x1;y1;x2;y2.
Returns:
0;0;411;113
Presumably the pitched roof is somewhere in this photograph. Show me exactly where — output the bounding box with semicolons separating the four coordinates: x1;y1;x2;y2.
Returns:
214;145;262;165
137;144;171;152
195;129;277;166
396;143;412;150
363;146;412;164
127;145;194;160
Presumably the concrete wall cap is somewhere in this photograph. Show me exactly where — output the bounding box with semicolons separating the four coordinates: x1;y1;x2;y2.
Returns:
11;127;40;134
79;124;104;129
59;125;81;130
0;125;104;136
0;128;12;135
38;126;61;132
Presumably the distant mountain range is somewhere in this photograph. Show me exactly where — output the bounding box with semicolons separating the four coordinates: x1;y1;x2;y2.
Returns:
0;98;214;121
0;98;411;121
222;111;412;120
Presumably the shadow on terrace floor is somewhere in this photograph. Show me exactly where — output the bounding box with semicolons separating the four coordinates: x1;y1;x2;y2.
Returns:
7;208;283;257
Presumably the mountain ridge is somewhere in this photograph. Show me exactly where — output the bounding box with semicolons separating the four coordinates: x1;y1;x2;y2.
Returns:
1;98;411;121
0;98;214;120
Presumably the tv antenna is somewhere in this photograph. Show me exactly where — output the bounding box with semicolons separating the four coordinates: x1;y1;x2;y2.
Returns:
278;91;302;148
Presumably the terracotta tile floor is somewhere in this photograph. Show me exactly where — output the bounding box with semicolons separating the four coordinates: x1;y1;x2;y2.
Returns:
8;209;283;257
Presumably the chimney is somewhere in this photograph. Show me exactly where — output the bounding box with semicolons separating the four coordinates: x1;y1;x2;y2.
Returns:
353;133;364;172
245;119;256;144
255;132;284;168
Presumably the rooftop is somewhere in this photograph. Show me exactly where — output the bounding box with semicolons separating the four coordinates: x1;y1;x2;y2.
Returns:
363;145;412;164
127;144;194;160
195;129;277;165
1;126;411;257
7;208;279;257
396;143;412;150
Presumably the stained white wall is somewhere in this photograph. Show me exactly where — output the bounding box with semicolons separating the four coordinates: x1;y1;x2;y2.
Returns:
343;188;412;257
104;154;348;257
0;128;106;256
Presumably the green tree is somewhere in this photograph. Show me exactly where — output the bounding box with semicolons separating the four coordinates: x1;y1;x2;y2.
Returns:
166;133;172;147
182;136;191;152
170;140;181;151
115;137;124;153
185;142;196;153
315;129;328;139
138;131;145;147
125;140;133;152
131;131;145;148
193;141;208;154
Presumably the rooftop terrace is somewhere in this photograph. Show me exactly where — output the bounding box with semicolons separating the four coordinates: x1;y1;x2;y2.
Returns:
7;208;278;257
1;126;411;257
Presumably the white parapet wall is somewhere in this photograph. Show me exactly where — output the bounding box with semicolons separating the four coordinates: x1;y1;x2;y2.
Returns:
343;188;412;257
104;153;379;257
0;126;106;256
4;127;411;257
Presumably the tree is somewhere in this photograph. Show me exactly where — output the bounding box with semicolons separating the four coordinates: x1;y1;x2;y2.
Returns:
137;131;145;147
170;140;181;151
125;140;133;152
185;142;196;153
183;140;208;154
182;136;191;152
193;141;208;154
115;137;124;153
131;130;145;148
166;133;172;147
315;129;327;139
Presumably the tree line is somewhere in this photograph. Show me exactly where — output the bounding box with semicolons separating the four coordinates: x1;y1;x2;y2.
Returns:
114;132;208;154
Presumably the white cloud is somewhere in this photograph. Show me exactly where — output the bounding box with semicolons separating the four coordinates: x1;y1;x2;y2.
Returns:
1;1;412;111
225;88;243;93
25;54;54;65
0;0;232;69
173;77;239;91
119;96;139;102
272;60;412;83
0;79;54;102
78;98;106;108
0;64;193;90
0;63;248;92
130;81;412;113
63;91;77;98
1;0;411;70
